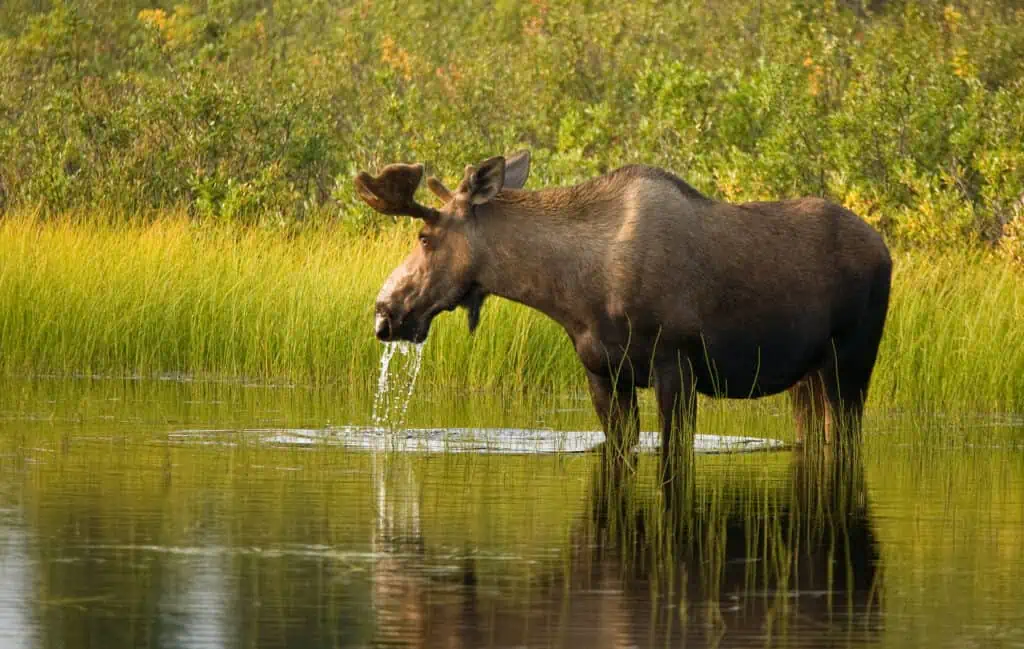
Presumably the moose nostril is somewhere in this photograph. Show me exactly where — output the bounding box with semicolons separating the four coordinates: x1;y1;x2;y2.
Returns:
375;311;392;341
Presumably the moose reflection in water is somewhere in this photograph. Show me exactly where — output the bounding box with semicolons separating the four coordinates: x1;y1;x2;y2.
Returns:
368;450;883;649
355;151;892;490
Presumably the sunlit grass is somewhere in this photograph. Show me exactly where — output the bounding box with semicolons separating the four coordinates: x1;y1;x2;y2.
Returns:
1;210;1022;417
0;211;580;393
870;249;1024;414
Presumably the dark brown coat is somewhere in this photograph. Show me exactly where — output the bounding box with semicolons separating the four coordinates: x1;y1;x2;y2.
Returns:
355;152;892;481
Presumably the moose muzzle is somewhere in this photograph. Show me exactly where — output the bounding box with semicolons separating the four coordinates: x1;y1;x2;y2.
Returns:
374;310;393;341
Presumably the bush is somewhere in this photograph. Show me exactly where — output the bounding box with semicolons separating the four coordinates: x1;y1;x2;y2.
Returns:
1;0;1023;248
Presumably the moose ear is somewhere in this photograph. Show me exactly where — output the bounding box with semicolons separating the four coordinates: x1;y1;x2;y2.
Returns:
466;156;506;205
502;150;531;190
353;162;437;221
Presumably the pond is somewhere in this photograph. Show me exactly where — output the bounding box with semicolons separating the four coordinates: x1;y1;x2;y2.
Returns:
1;376;1022;649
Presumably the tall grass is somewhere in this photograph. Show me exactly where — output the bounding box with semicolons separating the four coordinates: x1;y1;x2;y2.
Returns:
1;211;1021;413
0;211;579;390
871;250;1024;414
0;211;396;384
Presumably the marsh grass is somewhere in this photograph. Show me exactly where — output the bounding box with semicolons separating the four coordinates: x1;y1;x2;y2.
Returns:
0;212;580;391
871;249;1024;415
1;211;1022;417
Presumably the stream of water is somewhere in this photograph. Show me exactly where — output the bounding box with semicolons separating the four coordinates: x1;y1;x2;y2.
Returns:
371;341;425;431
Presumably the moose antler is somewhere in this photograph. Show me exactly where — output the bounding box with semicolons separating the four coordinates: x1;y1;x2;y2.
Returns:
426;176;453;203
353;162;438;221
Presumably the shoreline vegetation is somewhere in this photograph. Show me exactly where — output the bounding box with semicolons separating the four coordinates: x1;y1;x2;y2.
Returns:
2;212;1021;415
0;1;1022;252
1;1;1022;415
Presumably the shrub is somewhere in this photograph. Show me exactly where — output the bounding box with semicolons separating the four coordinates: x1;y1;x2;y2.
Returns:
0;0;1022;249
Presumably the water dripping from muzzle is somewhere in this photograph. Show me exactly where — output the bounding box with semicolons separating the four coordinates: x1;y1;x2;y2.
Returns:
371;341;425;431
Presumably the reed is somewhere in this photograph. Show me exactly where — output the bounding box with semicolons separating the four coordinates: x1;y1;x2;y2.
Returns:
1;211;1021;414
869;249;1024;414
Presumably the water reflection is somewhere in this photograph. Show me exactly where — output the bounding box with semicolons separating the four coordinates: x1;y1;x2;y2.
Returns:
5;442;884;649
578;450;883;647
0;510;36;649
363;450;883;648
157;532;228;649
3;378;1023;648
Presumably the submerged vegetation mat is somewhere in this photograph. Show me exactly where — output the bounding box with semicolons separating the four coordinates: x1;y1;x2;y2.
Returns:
1;214;1021;415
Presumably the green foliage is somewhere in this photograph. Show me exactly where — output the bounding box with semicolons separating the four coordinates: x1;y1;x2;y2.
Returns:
1;0;1024;247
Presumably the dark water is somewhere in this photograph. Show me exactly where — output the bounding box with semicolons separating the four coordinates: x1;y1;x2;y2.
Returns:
1;378;1023;649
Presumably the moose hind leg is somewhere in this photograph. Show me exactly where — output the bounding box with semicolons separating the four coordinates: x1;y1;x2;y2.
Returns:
821;362;869;449
823;266;891;448
819;330;884;449
788;371;831;447
654;360;696;489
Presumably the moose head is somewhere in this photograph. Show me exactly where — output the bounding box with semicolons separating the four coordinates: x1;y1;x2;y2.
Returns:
354;151;531;343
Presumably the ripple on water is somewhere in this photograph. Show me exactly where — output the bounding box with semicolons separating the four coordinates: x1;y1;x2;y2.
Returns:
165;426;787;454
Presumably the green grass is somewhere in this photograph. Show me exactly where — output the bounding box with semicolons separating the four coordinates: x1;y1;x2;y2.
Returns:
1;211;1022;415
871;248;1024;413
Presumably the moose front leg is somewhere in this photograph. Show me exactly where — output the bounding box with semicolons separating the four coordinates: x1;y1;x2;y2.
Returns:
584;369;641;535
585;369;640;478
655;358;696;509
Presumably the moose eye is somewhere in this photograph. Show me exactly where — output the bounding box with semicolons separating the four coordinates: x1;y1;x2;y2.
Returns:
418;234;431;250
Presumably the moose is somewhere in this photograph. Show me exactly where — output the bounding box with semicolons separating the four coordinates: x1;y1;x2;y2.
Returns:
354;151;892;486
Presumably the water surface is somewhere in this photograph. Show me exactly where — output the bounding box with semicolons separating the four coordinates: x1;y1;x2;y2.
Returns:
1;377;1022;649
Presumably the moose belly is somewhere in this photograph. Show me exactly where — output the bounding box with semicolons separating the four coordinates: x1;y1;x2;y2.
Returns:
687;330;823;399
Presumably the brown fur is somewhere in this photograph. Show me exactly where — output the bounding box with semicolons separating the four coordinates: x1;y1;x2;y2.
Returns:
356;153;893;484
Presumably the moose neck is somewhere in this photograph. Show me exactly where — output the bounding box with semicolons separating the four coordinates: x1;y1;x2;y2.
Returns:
473;194;601;338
